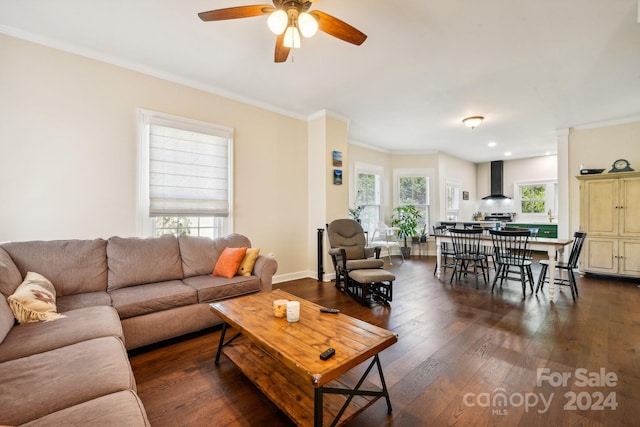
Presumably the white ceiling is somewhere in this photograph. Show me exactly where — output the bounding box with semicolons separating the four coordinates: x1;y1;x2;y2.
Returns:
2;0;640;162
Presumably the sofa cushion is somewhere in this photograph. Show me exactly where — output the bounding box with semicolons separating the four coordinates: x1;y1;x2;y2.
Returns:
212;247;247;278
182;275;260;303
0;246;22;298
178;234;253;278
107;235;183;290
56;291;112;313
178;235;226;277
0;305;123;363
8;272;65;324
0;336;136;426
21;390;150;427
109;280;197;319
225;233;252;249
238;247;260;276
1;239;108;296
0;295;15;345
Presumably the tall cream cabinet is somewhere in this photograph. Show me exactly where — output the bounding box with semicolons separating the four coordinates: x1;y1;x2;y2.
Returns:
578;171;640;277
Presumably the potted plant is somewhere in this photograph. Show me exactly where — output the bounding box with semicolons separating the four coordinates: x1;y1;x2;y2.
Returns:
348;205;364;223
419;224;428;243
391;205;422;258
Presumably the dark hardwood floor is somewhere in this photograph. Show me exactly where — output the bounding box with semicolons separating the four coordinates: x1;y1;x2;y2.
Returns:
129;256;640;426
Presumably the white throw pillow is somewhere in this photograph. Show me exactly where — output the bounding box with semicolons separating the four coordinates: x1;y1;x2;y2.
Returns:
7;272;65;324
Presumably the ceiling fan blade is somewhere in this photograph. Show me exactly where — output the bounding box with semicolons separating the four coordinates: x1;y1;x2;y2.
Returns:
310;10;367;45
274;33;290;63
198;5;274;21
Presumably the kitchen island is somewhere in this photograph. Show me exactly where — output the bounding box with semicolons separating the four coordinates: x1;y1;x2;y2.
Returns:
506;222;557;238
438;221;558;238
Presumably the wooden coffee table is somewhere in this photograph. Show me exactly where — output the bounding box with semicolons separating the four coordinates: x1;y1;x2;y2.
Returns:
209;289;398;427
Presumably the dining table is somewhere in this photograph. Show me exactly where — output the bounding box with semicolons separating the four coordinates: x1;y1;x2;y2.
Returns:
434;230;573;300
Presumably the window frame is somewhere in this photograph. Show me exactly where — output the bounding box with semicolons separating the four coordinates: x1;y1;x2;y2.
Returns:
137;109;234;237
445;180;461;221
353;161;383;234
393;168;432;231
514;179;557;220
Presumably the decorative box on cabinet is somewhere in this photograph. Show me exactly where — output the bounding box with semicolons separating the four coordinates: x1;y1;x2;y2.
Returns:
578;171;640;278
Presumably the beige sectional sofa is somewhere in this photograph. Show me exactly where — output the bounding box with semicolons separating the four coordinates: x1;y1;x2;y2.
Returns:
0;233;277;426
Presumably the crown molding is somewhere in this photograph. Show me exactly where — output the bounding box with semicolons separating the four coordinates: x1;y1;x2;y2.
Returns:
571;114;640;130
0;25;308;122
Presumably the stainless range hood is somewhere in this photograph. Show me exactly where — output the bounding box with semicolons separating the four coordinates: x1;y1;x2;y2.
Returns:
482;160;510;200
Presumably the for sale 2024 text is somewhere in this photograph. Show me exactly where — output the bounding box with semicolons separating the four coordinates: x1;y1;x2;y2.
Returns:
537;367;618;411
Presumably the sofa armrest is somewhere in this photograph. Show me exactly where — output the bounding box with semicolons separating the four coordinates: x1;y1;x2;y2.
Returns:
252;255;278;292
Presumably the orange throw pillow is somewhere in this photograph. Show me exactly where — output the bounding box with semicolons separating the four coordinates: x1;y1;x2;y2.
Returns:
212;247;247;278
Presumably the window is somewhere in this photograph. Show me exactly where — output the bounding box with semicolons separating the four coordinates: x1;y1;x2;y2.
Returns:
520;184;546;213
152;216;226;237
446;181;460;221
354;162;382;233
137;109;233;238
395;170;430;229
515;180;557;218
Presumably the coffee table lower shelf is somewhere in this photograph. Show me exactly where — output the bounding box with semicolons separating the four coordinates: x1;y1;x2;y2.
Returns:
222;337;384;427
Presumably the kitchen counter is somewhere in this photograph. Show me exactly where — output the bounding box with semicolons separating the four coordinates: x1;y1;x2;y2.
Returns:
437;221;558;238
439;221;500;227
507;222;557;238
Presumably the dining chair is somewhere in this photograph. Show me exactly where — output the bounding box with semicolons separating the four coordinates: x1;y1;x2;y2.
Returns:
536;231;587;301
449;228;489;288
489;229;534;298
440;222;458;228
432;225;455;276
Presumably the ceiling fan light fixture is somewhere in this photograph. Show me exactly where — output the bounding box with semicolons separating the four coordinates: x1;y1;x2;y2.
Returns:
267;10;288;35
298;12;318;37
462;116;484;129
283;26;301;48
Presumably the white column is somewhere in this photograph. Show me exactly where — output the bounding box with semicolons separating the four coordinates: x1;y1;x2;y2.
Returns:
556;128;570;241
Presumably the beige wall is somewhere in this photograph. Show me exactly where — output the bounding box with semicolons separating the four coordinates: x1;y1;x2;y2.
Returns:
438;153;477;223
568;120;640;233
347;146;481;226
348;143;393;221
3;33;639;280
389;153;439;226
0;34;309;279
307;113;350;280
476;155;558;219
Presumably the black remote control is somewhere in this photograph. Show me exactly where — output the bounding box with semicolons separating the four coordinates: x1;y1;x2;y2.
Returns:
320;347;335;360
319;308;339;314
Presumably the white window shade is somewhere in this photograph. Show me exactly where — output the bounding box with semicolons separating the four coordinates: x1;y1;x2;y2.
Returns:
149;123;230;217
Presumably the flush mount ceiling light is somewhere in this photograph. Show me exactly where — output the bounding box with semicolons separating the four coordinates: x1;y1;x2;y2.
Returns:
462;116;484;129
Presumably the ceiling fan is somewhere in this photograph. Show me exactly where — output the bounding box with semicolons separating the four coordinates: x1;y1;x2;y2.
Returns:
198;0;367;63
